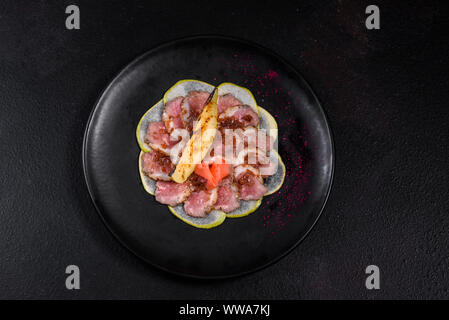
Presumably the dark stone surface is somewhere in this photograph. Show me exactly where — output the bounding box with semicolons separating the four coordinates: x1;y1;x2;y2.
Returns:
0;0;447;299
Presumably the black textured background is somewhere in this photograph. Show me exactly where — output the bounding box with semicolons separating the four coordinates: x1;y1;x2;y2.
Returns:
0;0;448;299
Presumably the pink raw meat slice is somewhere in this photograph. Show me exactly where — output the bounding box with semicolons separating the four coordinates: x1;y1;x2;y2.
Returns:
181;90;210;132
214;179;240;212
234;165;267;201
258;156;277;177
218;105;259;128
141;150;174;181
162;96;184;133
217;93;242;114
155;181;191;206
145;121;180;155
240;127;273;152
184;188;218;218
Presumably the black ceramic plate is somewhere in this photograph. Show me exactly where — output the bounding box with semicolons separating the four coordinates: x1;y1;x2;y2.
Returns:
83;36;334;278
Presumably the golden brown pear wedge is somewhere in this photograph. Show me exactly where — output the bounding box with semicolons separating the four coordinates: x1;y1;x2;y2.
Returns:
171;89;218;183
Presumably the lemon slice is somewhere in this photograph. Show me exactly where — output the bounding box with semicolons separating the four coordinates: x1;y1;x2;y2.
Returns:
225;199;262;218
264;150;286;196
163;79;215;104
136;100;164;152
218;82;259;115
138;151;156;195
258;106;278;143
168;206;226;229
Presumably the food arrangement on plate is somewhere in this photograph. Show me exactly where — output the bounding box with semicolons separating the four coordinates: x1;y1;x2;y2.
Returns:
136;80;285;229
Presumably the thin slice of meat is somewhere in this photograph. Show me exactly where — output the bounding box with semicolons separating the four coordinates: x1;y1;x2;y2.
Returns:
217;93;242;114
225;126;272;152
218;175;234;185
145;121;180;155
234;164;261;181
155;181;191;206
187;173;208;192
181;90;210;132
142;150;174;181
162;96;184;133
214;178;240;212
258;155;278;177
207;128;272;167
203;132;226;164
217;128;245;164
218;105;259;129
238;127;273;152
235;148;270;167
234;165;267;201
184;188;218;218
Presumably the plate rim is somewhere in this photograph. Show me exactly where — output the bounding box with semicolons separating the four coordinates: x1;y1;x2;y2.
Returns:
82;34;335;279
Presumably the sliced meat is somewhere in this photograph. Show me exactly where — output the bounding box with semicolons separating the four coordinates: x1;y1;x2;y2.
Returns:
218;105;259;129
141;150;174;181
220;175;235;185
184;188;218;218
207;128;273;167
235;148;270;167
219;128;249;164
217;93;242;114
234;165;267;201
239;127;273;152
162;96;184;133
155;181;191;206
181;90;210;132
258;155;278;177
214;179;240;212
145;121;180;155
167;128;190;165
187;173;208;192
234;164;261;180
203;132;225;163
